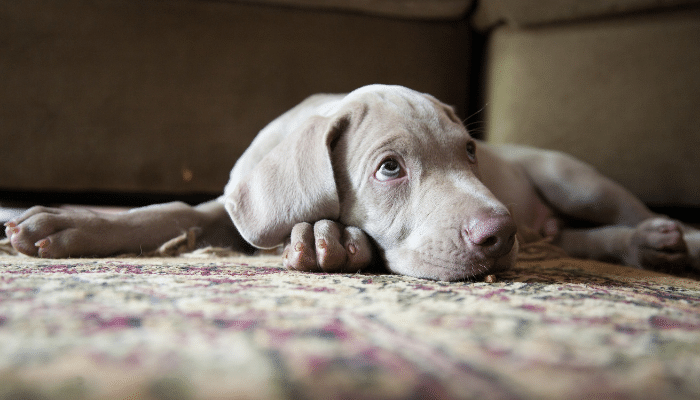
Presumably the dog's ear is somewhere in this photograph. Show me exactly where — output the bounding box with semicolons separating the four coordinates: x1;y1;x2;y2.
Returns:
225;114;349;249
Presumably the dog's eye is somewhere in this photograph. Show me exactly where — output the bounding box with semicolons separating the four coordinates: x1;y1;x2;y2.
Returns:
375;158;403;181
466;141;477;163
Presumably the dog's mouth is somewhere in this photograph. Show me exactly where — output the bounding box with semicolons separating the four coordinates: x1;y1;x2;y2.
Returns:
383;237;519;282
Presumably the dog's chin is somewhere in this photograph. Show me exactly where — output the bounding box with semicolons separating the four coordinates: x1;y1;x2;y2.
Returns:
383;239;519;282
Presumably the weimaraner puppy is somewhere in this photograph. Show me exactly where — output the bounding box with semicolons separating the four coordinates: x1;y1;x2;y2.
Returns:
5;85;699;281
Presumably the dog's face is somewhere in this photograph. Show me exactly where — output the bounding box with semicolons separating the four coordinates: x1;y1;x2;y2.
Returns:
228;85;517;281
331;86;518;281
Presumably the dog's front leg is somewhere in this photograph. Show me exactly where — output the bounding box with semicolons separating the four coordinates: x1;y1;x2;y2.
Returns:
4;200;248;258
283;220;374;273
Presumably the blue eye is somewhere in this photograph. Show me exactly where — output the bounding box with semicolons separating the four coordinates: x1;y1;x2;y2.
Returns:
376;158;402;181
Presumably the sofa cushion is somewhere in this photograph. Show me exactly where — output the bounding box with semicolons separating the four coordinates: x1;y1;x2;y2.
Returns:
484;10;700;207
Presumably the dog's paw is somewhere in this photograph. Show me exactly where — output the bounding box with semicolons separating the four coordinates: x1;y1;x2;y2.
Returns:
4;206;115;258
283;220;373;273
626;217;691;272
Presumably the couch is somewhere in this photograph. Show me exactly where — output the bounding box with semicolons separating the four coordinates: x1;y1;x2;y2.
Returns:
1;0;699;210
0;0;472;201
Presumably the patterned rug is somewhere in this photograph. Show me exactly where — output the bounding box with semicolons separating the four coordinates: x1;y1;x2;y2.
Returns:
1;240;699;400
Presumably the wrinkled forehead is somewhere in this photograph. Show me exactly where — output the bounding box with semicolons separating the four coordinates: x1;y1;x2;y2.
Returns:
338;85;469;149
344;85;444;122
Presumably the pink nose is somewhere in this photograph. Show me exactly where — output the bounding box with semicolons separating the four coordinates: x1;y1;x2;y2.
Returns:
465;213;517;258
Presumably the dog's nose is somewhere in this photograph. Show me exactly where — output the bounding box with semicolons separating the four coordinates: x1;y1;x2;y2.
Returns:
465;213;517;258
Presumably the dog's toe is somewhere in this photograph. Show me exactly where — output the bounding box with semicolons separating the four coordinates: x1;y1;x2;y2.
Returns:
628;217;691;272
7;211;69;257
341;226;372;272
313;220;347;272
284;223;319;271
315;237;346;272
283;242;318;271
637;218;686;251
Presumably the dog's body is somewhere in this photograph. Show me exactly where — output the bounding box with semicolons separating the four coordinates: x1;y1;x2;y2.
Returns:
6;85;699;280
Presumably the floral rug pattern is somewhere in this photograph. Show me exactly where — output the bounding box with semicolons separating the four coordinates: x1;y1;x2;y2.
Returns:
1;246;699;399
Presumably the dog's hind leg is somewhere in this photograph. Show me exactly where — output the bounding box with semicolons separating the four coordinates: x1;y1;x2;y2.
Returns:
556;219;697;273
502;145;698;272
500;145;655;227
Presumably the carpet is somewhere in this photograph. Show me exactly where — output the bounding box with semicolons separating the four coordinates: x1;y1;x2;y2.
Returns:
0;240;699;400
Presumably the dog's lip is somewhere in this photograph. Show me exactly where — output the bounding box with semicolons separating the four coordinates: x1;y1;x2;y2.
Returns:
382;233;519;281
397;250;515;282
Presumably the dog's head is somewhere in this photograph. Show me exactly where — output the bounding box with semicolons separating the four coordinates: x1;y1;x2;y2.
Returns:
227;85;518;281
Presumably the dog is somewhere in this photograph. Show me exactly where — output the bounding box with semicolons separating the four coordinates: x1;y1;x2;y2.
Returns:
5;85;699;281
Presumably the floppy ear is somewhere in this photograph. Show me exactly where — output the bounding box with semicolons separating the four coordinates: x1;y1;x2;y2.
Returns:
224;114;348;249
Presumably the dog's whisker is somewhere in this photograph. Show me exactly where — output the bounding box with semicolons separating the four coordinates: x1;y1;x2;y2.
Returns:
464;120;485;129
462;104;488;125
